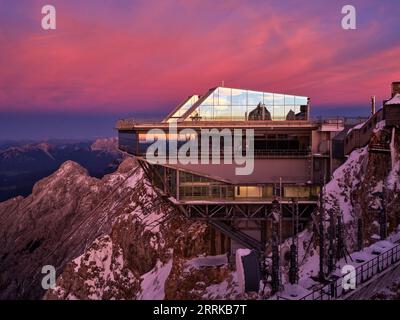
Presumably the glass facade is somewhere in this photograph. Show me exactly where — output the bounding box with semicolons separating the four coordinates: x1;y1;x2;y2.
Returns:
167;95;200;122
149;165;319;201
181;87;308;122
179;171;234;200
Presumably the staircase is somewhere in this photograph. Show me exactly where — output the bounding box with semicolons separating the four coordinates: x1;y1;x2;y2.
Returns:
208;220;265;253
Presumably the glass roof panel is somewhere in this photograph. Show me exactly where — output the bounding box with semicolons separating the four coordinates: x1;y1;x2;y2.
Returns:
166;95;199;122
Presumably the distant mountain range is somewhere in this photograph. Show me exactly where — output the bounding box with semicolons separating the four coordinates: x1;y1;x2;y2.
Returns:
0;138;124;202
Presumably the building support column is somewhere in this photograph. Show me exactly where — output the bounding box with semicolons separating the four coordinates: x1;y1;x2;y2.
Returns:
176;169;180;201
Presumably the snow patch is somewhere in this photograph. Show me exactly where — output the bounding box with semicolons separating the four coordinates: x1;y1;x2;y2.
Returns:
185;254;228;269
385;93;400;105
280;283;311;300
138;258;173;300
374;120;386;133
324;147;368;223
387;127;399;190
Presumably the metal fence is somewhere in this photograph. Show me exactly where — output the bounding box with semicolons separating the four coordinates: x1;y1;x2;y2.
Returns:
297;242;400;300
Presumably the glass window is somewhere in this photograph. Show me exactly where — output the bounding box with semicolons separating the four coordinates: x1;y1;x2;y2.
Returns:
214;105;231;120
180;88;309;122
247;186;262;197
200;105;213;120
202;93;214;106
284;95;295;106
264;93;273;105
187;109;201;121
263;185;274;197
266;104;274;119
218;87;231;106
295;96;308;106
274;105;285;120
273;94;284;106
235;186;262;198
232;105;247;120
248;91;264;105
285;105;296;120
170;95;199;118
231;89;247;105
284;186;311;198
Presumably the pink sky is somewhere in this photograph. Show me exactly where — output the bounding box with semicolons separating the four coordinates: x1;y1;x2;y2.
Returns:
0;0;399;115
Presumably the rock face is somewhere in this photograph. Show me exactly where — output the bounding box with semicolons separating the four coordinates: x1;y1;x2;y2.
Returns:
90;138;120;154
2;124;398;300
324;125;400;250
0;158;136;299
0;139;124;202
283;125;400;292
44;158;242;300
0;157;241;300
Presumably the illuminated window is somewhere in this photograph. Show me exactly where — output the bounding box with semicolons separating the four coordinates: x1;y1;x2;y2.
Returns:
235;186;263;198
284;186;311;198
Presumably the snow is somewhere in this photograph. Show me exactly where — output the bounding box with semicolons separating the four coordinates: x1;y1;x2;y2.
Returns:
323;117;392;224
124;169;143;188
373;120;386;133
369;240;394;254
353;121;366;130
60;235;138;300
298;277;318;290
387;127;399;190
389;226;400;243
385;93;400;105
324;147;368;223
237;248;252;256
372;181;383;194
372;221;380;228
73;237;115;275
285;229;400;300
185;254;228;269
279;283;311;300
276;116;399;299
202;271;241;299
371;234;381;240
123;171;166;235
350;251;374;263
205;280;229;298
347;122;365;135
138;258;173;300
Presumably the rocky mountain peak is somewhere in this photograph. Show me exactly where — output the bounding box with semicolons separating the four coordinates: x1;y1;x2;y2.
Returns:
58;160;89;176
0;154;240;300
90;137;119;154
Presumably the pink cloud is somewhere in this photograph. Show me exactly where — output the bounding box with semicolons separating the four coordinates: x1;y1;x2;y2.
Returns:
0;1;398;114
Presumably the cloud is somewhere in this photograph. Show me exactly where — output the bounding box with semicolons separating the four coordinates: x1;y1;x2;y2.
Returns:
0;0;399;114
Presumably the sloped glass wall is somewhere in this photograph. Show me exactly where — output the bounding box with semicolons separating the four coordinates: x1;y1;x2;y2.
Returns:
167;95;200;122
184;87;308;121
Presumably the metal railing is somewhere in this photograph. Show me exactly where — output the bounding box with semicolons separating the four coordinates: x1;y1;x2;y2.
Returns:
297;242;400;300
368;142;390;152
128;148;312;159
117;116;372;130
253;149;311;158
311;116;368;126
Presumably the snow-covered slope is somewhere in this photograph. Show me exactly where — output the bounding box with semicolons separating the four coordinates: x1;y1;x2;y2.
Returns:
278;124;400;298
38;158;242;300
0;157;242;300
